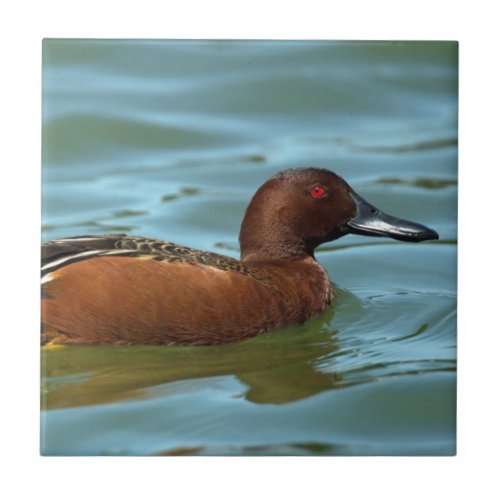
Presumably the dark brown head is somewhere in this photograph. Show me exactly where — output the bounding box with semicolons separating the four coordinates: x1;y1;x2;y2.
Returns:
239;167;438;261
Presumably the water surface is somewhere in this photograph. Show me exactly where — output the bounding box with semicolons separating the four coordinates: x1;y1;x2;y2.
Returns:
41;40;457;456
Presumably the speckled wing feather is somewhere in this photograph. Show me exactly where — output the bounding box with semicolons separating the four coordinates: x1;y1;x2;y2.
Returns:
41;234;269;282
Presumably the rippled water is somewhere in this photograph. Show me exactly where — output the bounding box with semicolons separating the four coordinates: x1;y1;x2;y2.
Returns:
41;40;457;456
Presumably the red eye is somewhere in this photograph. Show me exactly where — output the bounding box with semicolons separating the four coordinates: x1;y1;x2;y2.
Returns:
310;185;326;198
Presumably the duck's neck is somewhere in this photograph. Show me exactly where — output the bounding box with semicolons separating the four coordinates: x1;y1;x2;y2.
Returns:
239;210;314;262
240;240;314;262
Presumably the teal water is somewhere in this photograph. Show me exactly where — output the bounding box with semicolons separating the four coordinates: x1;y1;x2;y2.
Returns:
41;40;457;456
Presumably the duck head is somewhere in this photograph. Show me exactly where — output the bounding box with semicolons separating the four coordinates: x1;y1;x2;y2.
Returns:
239;167;438;261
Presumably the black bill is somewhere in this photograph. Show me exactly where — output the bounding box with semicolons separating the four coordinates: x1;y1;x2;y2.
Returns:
346;192;439;242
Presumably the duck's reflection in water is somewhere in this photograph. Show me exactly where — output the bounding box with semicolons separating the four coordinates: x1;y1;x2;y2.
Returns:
42;306;342;409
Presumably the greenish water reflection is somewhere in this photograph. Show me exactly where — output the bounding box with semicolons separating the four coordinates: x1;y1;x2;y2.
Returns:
42;308;339;409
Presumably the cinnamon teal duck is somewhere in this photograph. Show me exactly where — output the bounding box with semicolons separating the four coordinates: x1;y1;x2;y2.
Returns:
41;167;438;345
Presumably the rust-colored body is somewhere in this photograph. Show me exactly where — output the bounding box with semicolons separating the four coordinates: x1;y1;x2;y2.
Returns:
42;255;333;345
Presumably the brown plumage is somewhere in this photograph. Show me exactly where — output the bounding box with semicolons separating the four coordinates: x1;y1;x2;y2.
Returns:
41;167;438;345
